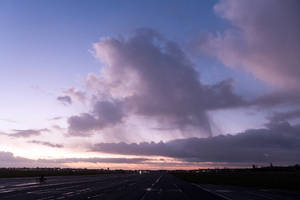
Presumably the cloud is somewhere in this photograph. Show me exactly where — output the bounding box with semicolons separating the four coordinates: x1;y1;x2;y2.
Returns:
40;157;148;164
57;96;72;105
28;140;64;148
200;0;300;89
49;116;63;121
52;125;65;131
251;91;300;108
0;151;149;168
8;129;49;138
68;29;244;136
0;119;17;123
0;152;33;167
91;122;300;165
267;109;300;125
68;100;124;135
63;88;86;104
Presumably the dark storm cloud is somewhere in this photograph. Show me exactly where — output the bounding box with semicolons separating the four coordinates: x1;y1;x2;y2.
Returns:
91;122;300;164
68;29;244;136
28;140;64;148
267;110;300;124
250;91;300;108
8;129;49;138
200;0;300;88
248;91;300;125
57;96;72;105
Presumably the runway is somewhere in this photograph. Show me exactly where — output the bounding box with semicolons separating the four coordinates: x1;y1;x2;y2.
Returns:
0;173;299;200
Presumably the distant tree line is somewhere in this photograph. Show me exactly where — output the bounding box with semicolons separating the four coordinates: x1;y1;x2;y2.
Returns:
0;167;137;178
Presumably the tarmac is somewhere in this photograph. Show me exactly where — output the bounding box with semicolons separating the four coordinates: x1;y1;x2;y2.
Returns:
0;172;299;200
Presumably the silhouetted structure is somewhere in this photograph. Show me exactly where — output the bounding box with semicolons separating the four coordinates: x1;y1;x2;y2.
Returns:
39;175;46;183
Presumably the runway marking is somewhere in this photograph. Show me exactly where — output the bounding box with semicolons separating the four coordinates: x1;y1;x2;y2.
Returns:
247;191;278;200
36;196;55;200
152;175;162;186
87;194;103;199
14;182;37;187
140;174;163;200
158;188;163;194
63;191;75;195
260;189;270;192
192;184;233;200
0;189;14;193
77;188;91;192
173;183;190;200
173;184;183;193
56;196;65;199
216;189;232;193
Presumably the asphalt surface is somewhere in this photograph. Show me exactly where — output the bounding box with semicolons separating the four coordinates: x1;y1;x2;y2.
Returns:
0;173;299;200
195;183;300;200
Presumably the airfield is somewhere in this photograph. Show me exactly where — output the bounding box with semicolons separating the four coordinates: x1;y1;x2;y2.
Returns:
1;172;300;200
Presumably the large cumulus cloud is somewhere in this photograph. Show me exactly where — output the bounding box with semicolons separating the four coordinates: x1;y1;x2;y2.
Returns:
68;29;244;136
201;0;300;89
91;122;300;165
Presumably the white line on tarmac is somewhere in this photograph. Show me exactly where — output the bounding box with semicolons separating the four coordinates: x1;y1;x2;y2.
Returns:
192;183;233;200
140;174;163;200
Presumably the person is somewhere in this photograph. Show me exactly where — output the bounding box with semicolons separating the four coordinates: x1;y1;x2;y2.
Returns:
39;175;46;183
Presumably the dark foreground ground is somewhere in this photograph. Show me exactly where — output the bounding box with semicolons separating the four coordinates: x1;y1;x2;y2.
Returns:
173;170;300;190
0;172;300;200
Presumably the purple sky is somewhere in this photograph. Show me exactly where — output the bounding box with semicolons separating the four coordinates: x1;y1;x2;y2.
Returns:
0;0;300;169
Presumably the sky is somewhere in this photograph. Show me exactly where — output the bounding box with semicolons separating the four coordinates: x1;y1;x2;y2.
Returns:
1;0;300;169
